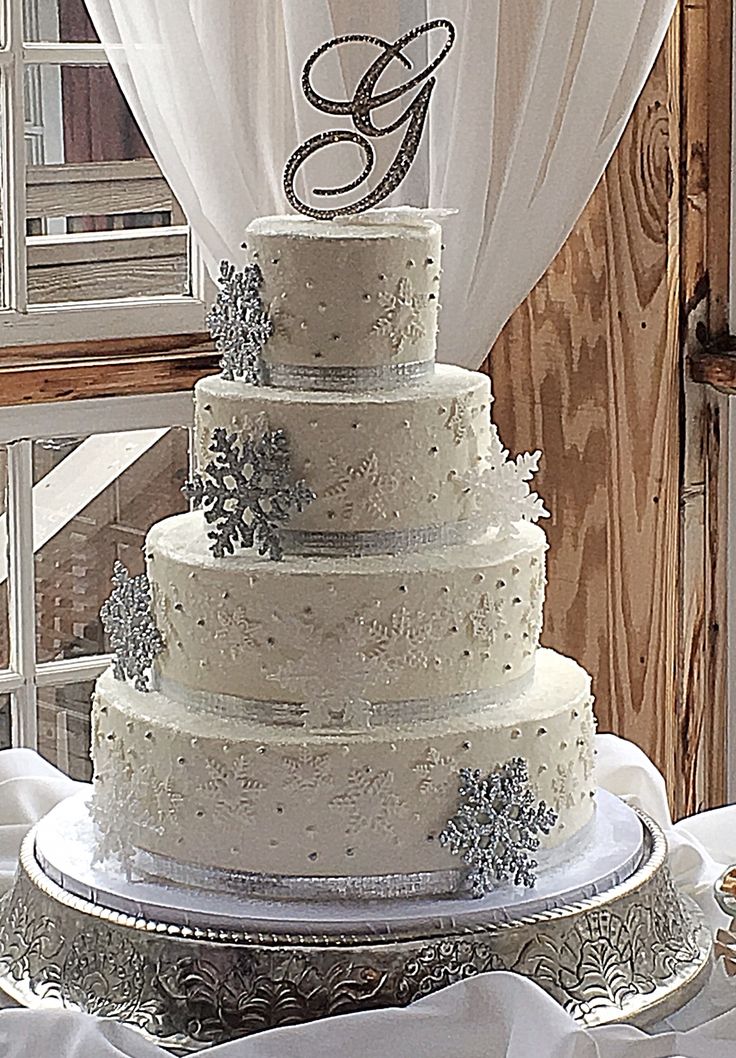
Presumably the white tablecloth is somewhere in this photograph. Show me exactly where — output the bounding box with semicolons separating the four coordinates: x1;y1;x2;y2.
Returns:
1;736;736;1057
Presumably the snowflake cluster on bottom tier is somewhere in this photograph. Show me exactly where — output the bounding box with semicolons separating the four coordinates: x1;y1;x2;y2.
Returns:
440;757;558;897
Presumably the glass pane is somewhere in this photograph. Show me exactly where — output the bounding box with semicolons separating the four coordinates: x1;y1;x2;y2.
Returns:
0;695;10;750
0;447;8;670
25;63;188;304
37;681;93;779
34;427;189;664
23;0;100;43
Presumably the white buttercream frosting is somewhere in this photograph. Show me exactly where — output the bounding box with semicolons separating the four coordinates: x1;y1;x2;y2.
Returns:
146;513;547;706
196;365;492;536
245;214;442;369
91;648;595;887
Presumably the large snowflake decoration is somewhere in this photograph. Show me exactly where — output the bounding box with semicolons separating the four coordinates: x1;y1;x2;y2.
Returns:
207;260;273;383
372;276;430;355
440;757;558;897
183;426;316;560
100;561;164;692
461;426;549;540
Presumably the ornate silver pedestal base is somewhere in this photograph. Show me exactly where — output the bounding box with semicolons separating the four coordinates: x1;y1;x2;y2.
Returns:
0;803;712;1053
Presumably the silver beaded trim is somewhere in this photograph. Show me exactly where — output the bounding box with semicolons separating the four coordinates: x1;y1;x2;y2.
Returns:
279;519;484;557
261;359;434;392
154;671;536;729
132;847;463;900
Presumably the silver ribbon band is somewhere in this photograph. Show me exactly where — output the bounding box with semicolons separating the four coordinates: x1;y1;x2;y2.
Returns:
279;519;484;557
261;359;434;392
131;846;463;900
154;670;536;730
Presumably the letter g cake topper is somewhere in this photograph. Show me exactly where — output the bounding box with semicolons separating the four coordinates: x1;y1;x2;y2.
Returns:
283;19;455;219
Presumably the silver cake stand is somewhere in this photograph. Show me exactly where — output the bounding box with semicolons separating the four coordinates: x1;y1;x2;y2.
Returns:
0;791;712;1053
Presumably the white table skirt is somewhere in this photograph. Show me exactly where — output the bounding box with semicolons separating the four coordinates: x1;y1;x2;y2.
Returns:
1;735;736;1057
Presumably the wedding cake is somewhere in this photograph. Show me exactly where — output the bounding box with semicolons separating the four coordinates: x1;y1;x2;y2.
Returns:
90;211;597;899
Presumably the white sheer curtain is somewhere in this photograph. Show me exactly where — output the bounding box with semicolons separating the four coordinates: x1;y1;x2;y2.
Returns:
85;0;676;367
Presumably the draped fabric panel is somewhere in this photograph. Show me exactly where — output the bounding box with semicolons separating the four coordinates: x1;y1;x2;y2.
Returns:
85;0;675;367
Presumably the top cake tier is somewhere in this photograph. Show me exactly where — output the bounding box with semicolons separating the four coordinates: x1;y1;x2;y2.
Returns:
245;214;442;385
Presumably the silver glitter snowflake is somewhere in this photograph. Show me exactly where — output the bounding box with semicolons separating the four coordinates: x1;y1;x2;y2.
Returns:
372;275;430;354
461;426;549;540
100;561;164;692
440;757;558;897
183;426;316;560
207;260;273;383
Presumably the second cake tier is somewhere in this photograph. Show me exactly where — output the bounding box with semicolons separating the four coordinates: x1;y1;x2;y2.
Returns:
147;513;547;711
195;364;492;543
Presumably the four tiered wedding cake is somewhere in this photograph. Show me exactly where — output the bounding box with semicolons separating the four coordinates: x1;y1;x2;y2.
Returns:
91;211;596;899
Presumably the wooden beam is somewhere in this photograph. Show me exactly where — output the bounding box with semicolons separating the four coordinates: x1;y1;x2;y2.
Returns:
678;0;732;813
0;332;216;406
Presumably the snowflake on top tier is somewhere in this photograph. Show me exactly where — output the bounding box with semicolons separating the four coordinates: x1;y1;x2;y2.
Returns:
100;561;164;692
207;261;273;383
372;276;430;355
183;426;316;560
461;426;549;540
440;757;558;897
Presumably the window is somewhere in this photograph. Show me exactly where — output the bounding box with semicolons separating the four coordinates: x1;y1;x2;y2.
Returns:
0;391;193;778
0;0;206;350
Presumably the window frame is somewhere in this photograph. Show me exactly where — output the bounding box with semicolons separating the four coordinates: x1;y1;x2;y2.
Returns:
0;389;193;754
0;15;207;347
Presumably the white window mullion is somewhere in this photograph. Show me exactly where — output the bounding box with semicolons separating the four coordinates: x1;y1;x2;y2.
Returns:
7;440;37;748
36;655;110;687
2;0;28;313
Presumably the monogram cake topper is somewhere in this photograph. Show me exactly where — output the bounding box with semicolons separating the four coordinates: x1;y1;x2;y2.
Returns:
284;18;455;219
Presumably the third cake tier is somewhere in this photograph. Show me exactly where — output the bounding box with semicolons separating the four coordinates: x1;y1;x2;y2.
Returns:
147;513;547;710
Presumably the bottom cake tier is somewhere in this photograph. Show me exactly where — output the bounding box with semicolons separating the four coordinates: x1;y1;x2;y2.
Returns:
91;648;596;895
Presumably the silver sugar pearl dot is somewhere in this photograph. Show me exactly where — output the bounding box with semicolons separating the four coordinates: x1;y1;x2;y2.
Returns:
510;728;521;739
308;851;318;861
